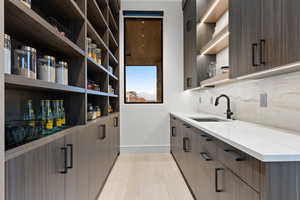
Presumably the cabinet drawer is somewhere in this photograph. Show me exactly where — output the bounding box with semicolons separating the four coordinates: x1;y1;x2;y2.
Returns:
198;130;217;161
217;141;261;192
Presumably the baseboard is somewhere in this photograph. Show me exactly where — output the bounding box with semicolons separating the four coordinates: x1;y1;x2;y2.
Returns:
120;145;170;154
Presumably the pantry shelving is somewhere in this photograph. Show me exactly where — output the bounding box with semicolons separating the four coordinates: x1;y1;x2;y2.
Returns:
3;0;120;152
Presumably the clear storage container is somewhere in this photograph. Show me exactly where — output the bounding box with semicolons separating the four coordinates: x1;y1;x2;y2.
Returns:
87;37;92;56
14;48;31;78
95;48;102;65
89;43;97;61
4;34;11;74
38;56;56;83
56;61;68;85
30;47;37;80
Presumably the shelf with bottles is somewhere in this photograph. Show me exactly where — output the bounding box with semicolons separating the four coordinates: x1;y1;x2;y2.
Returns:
4;36;86;90
5;0;85;57
108;97;119;114
109;77;118;96
87;95;108;121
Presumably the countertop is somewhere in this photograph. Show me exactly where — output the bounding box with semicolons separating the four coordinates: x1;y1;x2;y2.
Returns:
171;112;300;162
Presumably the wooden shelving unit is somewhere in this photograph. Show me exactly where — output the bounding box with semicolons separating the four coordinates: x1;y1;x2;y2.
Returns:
200;26;229;55
200;0;229;24
3;0;120;152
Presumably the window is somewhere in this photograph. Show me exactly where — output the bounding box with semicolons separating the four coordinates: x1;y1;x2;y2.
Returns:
124;17;163;103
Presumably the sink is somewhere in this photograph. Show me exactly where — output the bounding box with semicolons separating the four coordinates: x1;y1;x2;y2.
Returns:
190;117;228;122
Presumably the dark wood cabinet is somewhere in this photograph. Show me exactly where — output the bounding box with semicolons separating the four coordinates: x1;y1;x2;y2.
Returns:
5;115;120;200
229;0;263;78
183;0;197;90
230;0;300;78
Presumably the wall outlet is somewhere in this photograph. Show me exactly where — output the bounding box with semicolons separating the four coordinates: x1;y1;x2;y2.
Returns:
199;96;202;104
260;93;268;107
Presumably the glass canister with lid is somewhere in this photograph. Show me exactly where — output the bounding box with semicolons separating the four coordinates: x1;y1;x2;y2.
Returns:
38;55;56;83
4;34;11;74
30;47;37;80
95;48;102;65
86;37;92;56
88;43;97;61
14;46;31;78
56;61;68;85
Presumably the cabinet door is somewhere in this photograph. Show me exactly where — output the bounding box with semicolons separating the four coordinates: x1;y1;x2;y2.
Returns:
46;138;66;200
216;164;259;200
6;145;48;200
180;125;194;184
261;0;300;69
229;0;263;78
170;117;177;154
184;0;197;90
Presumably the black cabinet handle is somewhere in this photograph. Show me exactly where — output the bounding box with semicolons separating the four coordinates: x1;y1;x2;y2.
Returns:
114;117;119;127
252;43;259;67
187;77;192;88
186;20;192;32
215;168;224;192
224;149;245;161
183;137;191;152
171;127;176;137
98;124;106;140
60;147;68;174
260;39;266;65
183;123;191;128
67;144;73;169
200;152;212;161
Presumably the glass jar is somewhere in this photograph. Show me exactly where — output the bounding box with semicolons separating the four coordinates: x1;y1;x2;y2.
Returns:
14;49;30;78
60;100;66;127
21;0;31;8
108;66;113;74
4;34;11;74
88;43;97;61
95;48;102;65
95;106;101;118
86;37;92;56
56;61;68;85
38;56;56;83
30;47;37;80
87;104;94;121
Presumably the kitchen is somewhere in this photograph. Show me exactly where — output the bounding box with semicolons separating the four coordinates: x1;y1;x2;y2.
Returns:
1;0;300;200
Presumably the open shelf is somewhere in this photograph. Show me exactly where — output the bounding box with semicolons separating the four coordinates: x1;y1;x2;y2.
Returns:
200;73;232;87
87;57;118;80
5;74;86;94
87;0;108;35
109;51;119;65
108;29;119;49
200;26;229;55
45;0;85;21
109;8;119;34
87;89;118;97
87;19;108;50
5;0;85;57
200;0;228;24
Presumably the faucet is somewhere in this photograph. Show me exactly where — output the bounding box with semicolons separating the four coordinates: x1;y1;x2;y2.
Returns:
215;94;234;119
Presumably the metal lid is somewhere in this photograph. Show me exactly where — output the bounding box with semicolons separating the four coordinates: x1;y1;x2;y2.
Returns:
86;37;92;42
44;55;56;61
31;47;37;53
4;34;10;40
90;43;97;48
57;61;68;68
22;46;31;51
95;48;101;52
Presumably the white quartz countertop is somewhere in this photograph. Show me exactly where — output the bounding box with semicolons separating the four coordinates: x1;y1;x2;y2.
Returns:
171;112;300;162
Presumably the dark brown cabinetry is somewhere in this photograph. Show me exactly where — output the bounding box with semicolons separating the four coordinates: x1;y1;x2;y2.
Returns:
230;0;300;78
170;114;300;200
6;114;120;200
183;0;197;90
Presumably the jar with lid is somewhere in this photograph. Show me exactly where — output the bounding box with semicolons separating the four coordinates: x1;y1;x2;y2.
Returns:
30;47;37;80
21;0;31;8
87;104;94;121
56;61;68;85
14;48;30;78
95;106;101;118
95;48;102;65
38;56;56;83
4;34;11;74
86;37;92;56
88;43;97;61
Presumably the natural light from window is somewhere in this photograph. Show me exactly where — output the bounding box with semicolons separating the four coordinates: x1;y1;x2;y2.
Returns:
126;66;157;103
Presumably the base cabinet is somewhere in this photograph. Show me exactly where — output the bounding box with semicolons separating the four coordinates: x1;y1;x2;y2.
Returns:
5;114;120;200
170;114;300;200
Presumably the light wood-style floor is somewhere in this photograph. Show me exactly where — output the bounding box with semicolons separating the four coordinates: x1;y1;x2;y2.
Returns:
98;154;194;200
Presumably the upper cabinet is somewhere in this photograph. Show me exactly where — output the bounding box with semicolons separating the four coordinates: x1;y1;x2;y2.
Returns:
230;0;300;78
183;0;197;90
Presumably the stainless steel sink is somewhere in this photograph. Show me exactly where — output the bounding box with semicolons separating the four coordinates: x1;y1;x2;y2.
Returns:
190;117;228;122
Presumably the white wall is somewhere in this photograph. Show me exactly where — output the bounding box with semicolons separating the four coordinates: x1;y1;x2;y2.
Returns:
120;0;194;154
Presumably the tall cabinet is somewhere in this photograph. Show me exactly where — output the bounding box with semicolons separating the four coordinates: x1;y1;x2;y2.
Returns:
3;0;120;199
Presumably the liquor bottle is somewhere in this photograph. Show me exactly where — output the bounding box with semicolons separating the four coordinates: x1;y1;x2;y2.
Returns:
60;100;66;127
24;100;35;127
39;100;47;135
45;100;54;134
52;100;62;129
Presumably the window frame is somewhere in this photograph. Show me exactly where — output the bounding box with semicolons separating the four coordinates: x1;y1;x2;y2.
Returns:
124;17;164;104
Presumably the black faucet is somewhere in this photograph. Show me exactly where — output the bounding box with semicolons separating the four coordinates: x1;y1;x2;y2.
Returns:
215;94;234;119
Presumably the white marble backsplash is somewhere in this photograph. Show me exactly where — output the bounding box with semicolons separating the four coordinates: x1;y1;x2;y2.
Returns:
190;71;300;133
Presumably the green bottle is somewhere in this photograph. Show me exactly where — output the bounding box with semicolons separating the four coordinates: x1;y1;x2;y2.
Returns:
24;100;35;127
45;100;54;134
60;100;66;127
